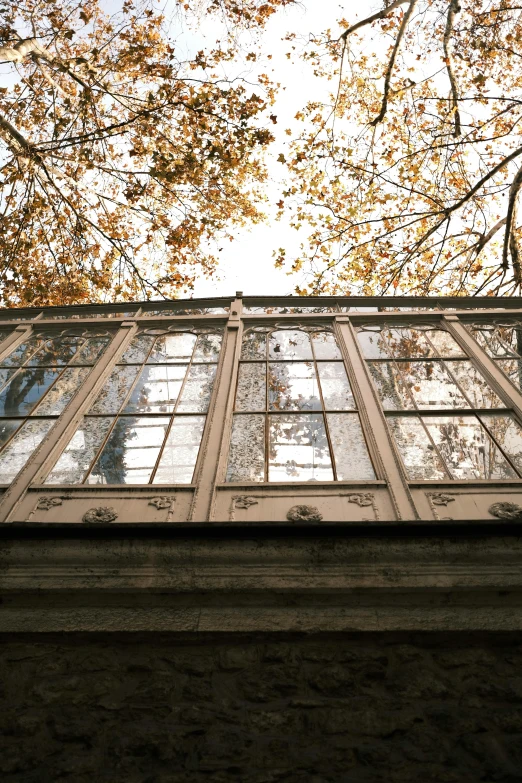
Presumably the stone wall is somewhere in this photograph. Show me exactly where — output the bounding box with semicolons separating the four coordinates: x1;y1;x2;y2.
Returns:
2;632;522;782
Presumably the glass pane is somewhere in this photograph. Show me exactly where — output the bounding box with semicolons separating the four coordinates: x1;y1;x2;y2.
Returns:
148;333;196;363
241;331;266;360
387;416;448;480
0;419;54;483
27;337;83;365
89;365;141;414
236;363;266;411
269;330;313;360
496;358;522;391
400;361;468;409
425;330;464;357
268;362;321;411
70;336;111;364
45;417;114;484
0;368;61;416
0;419;23;451
268;413;334;482
119;334;155;364
153;416;206;483
1;338;39;366
311;332;342;360
124;365;186;413
244;306;337;314
446;360;505;408
423;415;517;479
498;324;522;357
384;328;434;359
327;413;375;480
33;367;90;415
479;413;522;474
468;326;515;357
0;368;16;392
317;362;356;410
192;334;222;363
176;364;217;413
226;414;265;482
368;362;415;410
87;416;169;484
357;329;391;359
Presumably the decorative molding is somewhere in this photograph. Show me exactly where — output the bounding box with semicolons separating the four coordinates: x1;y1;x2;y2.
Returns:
489;502;522;521
287;505;323;523
228;494;259;521
347;492;374;507
82;507;118;525
36;496;64;511
429;492;456;507
148;496;176;521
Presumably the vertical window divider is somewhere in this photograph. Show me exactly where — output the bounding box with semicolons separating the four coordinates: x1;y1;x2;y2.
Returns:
264;328;270;482
310;333;338;481
0;325;34;365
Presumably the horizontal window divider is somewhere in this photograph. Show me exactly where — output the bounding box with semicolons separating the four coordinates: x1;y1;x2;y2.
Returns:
83;412;211;417
384;408;510;415
216;480;388;489
408;479;522;487
233;409;359;415
29;484;196;492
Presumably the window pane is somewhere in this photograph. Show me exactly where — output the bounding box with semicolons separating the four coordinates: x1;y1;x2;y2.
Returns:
268;362;321;411
153;416;206;483
70;336;111;364
124;365;186;413
446;361;505;408
387;416;448;480
0;419;23;450
269;330;313;360
400;361;468;409
89;365;141;414
423;415;517;480
0;419;54;483
87;417;170;484
479;413;522;474
495;359;522;392
327;413;375;480
27;337;84;365
147;333;196;363
317;362;356;410
176;364;217;413
468;326;515;357
0;368;61;416
33;367;90;415
226;414;265;482
368;362;415;410
120;334;155;364
425;330;464;357
357;329;391;359
311;332;342;360
0;368;16;391
192;334;222;363
45;417;114;484
384;328;434;359
268;413;334;482
241;332;266;360
236;363;266;411
1;338;39;366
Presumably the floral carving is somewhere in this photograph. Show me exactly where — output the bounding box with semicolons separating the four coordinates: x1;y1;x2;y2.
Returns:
36;496;64;511
234;496;259;510
287;505;323;523
429;493;456;507
82;507;118;524
488;502;522;521
346;493;374;507
149;497;173;510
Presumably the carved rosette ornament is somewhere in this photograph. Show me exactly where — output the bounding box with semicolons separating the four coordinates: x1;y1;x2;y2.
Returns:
36;496;64;511
286;505;323;523
82;507;118;525
488;502;522;521
148;497;172;510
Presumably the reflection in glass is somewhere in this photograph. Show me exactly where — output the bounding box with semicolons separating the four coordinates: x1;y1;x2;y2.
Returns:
446;360;504;408
368;362;415;410
387;416;448;480
148;333;196;363
0;368;61;416
400;361;467;409
0;368;15;391
87;417;170;484
226;414;265;482
318;363;356;410
193;334;222;363
423;415;516;479
27;337;83;365
425;330;464;356
1;338;39;366
0;420;22;451
269;330;313;360
236;363;266;411
357;329;391;359
467;325;519;357
124;365;186;413
177;364;217;412
154;416;205;483
268;413;333;482
120;334;155;364
0;419;54;483
241;331;266;360
70;336;110;364
327;413;375;479
384;328;433;359
269;362;320;411
311;332;342;360
45;417;114;484
479;413;522;473
89;365;141;414
496;358;522;392
34;367;91;415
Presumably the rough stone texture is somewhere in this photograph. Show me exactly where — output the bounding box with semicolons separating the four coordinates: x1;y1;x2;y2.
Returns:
2;632;522;782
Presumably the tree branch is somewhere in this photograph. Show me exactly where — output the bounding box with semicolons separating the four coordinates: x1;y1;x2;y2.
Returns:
443;0;462;137
339;0;411;41
503;161;522;283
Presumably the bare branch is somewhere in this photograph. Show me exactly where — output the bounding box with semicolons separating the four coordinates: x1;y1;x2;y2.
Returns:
503;161;522;282
339;0;411;41
476;216;507;252
443;0;462;137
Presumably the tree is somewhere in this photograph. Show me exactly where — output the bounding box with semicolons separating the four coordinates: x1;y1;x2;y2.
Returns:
277;0;522;297
0;0;291;305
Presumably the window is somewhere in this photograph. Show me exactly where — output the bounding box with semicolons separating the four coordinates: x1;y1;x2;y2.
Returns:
226;326;375;482
45;328;222;485
358;323;522;480
0;329;112;484
465;320;522;392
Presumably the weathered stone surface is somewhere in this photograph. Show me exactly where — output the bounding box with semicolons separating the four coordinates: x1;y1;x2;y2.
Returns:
1;632;522;782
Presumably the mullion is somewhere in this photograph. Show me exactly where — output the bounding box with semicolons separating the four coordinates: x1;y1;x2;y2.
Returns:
264;330;269;482
474;413;522;479
310;339;337;481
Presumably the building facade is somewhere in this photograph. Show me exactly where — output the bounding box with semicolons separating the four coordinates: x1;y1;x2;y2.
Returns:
2;295;522;781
